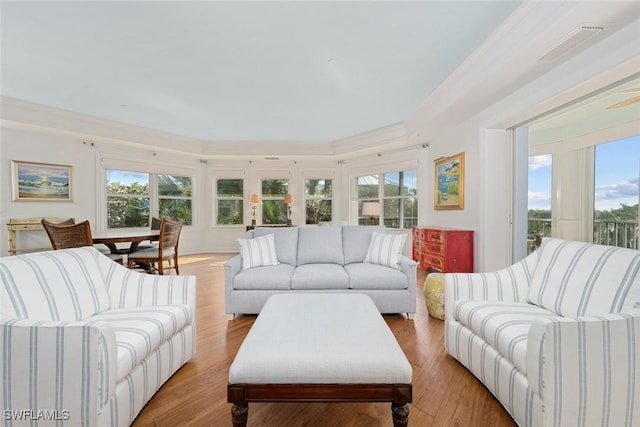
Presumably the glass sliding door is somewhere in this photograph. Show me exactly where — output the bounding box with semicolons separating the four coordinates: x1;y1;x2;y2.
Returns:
527;154;553;253
593;135;639;249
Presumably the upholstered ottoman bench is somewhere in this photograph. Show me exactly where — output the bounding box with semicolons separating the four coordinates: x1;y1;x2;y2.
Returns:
227;293;413;426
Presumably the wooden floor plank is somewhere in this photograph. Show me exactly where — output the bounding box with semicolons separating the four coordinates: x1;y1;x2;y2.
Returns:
131;254;516;427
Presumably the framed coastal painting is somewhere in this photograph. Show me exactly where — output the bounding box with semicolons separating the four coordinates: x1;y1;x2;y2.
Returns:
11;161;73;202
434;152;464;210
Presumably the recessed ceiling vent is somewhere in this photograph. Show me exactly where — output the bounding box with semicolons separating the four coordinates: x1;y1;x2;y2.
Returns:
538;26;604;63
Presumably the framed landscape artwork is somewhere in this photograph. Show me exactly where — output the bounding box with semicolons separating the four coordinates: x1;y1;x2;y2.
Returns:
11;161;73;202
434;152;464;210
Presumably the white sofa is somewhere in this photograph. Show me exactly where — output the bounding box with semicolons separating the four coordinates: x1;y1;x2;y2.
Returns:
224;225;417;318
0;247;196;427
445;237;640;427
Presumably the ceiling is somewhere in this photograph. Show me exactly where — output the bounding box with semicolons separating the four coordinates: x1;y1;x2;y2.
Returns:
1;1;639;148
1;1;522;142
531;75;640;144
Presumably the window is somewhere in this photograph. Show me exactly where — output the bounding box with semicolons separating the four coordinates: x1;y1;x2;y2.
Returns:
383;170;417;229
158;175;192;225
261;179;288;224
527;154;552;253
305;179;332;224
356;174;380;225
593;136;639;249
354;170;417;229
107;170;150;228
106;169;192;228
216;178;244;225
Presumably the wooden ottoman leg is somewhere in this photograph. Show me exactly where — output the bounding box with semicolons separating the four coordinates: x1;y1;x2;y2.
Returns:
392;403;409;427
231;403;248;427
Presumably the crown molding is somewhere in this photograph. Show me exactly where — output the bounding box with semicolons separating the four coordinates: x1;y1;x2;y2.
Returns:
1;96;413;160
199;139;332;159
1;96;204;155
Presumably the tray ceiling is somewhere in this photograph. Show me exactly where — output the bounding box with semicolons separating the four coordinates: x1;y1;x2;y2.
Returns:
1;1;521;142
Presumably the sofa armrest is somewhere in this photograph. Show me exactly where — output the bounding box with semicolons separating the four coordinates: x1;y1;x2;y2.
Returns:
444;251;538;321
399;255;418;297
102;259;196;314
224;254;242;315
527;311;640;427
0;317;117;424
399;255;417;273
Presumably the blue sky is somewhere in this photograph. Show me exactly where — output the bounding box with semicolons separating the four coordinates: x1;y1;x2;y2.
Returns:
528;135;640;211
107;170;148;186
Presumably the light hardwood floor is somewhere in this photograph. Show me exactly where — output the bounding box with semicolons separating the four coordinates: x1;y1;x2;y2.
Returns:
131;254;516;427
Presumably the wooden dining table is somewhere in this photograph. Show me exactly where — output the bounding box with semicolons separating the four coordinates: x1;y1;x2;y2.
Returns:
92;230;160;255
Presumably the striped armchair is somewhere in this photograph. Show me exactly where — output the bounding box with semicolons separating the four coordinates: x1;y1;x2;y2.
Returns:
445;237;640;427
0;247;196;426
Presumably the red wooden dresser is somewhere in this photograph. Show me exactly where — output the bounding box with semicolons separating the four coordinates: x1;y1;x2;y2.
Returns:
412;226;474;272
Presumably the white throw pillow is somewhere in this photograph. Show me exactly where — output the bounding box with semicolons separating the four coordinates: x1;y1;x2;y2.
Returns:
238;233;280;270
364;232;406;270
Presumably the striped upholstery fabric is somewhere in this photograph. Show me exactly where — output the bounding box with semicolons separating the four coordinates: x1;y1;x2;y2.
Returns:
91;305;193;382
453;301;555;374
445;318;544;427
528;238;640;316
445;239;640;427
1;316;117;426
97;323;195;427
238;233;279;270
364;232;407;269
0;247;196;427
527;312;640;427
0;247;110;320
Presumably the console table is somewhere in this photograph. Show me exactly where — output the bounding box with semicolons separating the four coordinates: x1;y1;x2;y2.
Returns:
412;226;473;272
7;217;71;256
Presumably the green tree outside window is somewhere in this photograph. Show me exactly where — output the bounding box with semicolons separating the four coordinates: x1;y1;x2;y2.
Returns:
217;179;244;225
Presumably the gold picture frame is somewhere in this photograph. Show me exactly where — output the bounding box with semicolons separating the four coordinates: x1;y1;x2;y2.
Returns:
11;160;73;202
434;152;464;210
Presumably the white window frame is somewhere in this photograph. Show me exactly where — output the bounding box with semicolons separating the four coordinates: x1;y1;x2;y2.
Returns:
302;169;335;225
350;162;418;230
214;172;246;226
260;176;290;225
99;157;196;231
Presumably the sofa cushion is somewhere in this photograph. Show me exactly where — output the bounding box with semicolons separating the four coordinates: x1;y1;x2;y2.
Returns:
0;247;110;321
345;263;408;290
342;225;386;264
453;300;555;374
528;238;640;316
238;233;279;270
253;227;299;266
297;226;344;265
291;264;349;289
364;232;406;270
234;264;295;290
91;304;192;382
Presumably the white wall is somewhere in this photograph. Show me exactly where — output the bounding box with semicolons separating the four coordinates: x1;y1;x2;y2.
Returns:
0;127;211;255
204;158;339;252
0;130;343;255
2;13;638;270
404;16;639;271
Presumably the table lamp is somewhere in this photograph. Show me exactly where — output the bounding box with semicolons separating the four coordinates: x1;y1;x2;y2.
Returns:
250;193;261;226
284;193;294;226
362;202;380;225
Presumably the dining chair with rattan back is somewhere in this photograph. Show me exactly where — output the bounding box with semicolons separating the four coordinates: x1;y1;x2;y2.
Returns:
132;216;163;252
127;218;183;275
41;219;123;264
151;216;162;230
55;217;76;226
42;219;93;249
